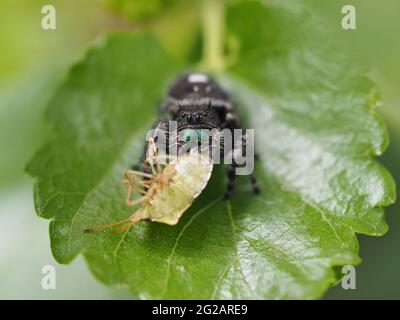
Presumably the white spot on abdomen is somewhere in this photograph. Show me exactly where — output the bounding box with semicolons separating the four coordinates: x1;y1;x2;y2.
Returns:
188;73;209;83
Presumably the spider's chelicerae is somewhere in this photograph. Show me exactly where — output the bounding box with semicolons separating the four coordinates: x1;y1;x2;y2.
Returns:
135;72;260;199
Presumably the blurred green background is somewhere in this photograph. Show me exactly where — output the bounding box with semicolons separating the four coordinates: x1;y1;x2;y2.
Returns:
0;0;398;299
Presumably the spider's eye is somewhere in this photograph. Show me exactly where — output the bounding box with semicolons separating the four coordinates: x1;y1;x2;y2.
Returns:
195;113;202;123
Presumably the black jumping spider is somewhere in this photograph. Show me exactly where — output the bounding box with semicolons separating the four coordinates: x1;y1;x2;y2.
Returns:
135;73;260;199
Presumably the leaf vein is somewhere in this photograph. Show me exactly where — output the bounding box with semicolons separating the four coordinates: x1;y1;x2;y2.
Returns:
160;197;221;297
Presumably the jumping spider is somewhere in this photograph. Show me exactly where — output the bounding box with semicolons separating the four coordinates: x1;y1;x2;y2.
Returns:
135;72;260;199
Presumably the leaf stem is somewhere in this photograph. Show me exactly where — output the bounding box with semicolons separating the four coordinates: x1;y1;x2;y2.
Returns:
200;0;225;73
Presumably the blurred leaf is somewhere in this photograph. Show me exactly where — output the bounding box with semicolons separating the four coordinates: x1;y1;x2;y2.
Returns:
0;0;111;81
0;0;116;188
149;2;201;63
281;0;400;87
0;72;58;187
102;0;184;22
28;2;395;299
102;0;201;63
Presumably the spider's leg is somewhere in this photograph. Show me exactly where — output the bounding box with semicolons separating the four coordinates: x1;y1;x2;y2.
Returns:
221;111;261;196
249;172;261;194
220;111;242;130
241;131;261;195
159;97;180;117
224;163;237;200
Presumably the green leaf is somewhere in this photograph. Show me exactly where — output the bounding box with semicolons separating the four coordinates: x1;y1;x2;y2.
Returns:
102;0;201;63
28;2;396;299
102;0;184;22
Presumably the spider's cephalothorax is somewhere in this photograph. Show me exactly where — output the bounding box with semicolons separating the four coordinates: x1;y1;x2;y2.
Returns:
136;72;260;199
160;73;236;130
